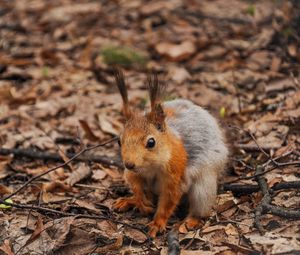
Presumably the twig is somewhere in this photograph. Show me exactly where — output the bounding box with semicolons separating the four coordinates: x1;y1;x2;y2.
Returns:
246;131;270;159
263;204;300;219
254;165;271;234
2;137;119;200
223;159;300;185
0;147;122;168
254;165;300;234
235;143;281;152
167;229;180;255
222;181;300;195
0;199;149;237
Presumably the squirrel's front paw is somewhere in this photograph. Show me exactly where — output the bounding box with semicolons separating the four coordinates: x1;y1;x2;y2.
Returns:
113;197;135;212
147;219;166;238
135;200;154;215
113;197;154;215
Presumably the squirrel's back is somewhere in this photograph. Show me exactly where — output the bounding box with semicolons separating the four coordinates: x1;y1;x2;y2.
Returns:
163;99;228;179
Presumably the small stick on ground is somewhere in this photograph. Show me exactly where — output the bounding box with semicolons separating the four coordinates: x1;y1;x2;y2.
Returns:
254;165;300;234
0;199;148;237
167;229;180;255
222;181;300;195
254;165;271;234
0;146;122;168
2;137;119;200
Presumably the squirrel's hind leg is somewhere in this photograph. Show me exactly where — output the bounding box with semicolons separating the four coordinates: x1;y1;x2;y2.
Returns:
182;168;218;230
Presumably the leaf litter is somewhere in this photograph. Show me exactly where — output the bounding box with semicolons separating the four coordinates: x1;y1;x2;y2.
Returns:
0;0;300;254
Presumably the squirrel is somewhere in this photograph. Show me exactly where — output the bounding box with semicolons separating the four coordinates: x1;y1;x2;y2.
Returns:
113;69;228;237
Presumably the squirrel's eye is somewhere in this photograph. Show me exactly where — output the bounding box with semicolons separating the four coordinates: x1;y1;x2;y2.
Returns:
117;138;121;147
146;137;155;149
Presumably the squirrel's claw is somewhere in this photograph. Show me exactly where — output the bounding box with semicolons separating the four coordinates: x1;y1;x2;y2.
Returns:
113;196;154;215
147;220;166;238
113;197;134;212
179;216;203;233
134;203;154;215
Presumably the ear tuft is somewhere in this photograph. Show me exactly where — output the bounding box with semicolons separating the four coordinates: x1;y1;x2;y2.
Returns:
147;103;166;131
114;68;132;119
146;73;166;131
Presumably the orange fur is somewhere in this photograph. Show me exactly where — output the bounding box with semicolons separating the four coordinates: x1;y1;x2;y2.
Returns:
164;107;175;118
148;133;187;237
114;170;154;214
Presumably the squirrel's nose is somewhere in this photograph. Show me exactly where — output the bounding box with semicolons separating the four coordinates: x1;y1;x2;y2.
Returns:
125;162;135;170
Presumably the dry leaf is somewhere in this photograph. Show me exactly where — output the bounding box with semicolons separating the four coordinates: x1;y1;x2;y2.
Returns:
0;239;14;255
97;114;120;136
155;41;197;61
75;200;100;214
65;163;92;186
167;66;191;84
79;119;100;141
24;216;44;247
104;168;122;180
124;228;147;244
92;169;107;181
43;181;73;193
0;184;11;195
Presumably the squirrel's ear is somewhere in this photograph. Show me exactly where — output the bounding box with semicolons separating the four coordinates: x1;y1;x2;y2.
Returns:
147;73;166;131
114;68;132;120
147;104;166;131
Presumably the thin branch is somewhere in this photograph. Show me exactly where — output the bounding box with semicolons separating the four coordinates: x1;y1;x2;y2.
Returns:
223;181;300;195
2;137;119;200
254;165;271;234
0;147;122;168
0;199;150;238
253;165;300;233
167;229;180;255
223;159;300;185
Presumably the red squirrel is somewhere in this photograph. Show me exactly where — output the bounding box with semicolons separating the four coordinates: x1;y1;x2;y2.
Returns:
113;69;228;237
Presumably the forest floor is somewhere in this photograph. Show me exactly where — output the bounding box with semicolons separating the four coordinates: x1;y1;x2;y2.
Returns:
0;0;300;254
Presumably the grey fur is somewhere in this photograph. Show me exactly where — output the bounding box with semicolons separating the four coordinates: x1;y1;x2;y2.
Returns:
164;99;227;170
164;99;228;215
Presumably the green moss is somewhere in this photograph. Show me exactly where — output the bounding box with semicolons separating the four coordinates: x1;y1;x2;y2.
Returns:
282;27;295;39
246;4;255;16
164;95;177;101
101;46;147;67
42;66;49;77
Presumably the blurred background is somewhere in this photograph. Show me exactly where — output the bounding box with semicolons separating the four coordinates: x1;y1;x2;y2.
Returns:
1;1;300;253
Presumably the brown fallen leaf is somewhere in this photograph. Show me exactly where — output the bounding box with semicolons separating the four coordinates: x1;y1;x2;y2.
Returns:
79;119;100;141
75;200;101;214
43;181;73;193
103;168;122;180
97;113;120;136
270;56;282;72
155;40;197;62
45;217;75;250
92;169;107;181
0;239;14;255
0;184;11;195
224;224;239;236
97;220;118;237
167;66;191;84
24;216;44;247
65;163;92;186
41;3;101;23
124;227;147;244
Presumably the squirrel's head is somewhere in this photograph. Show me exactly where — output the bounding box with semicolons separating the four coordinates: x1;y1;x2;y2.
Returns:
114;69;170;173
